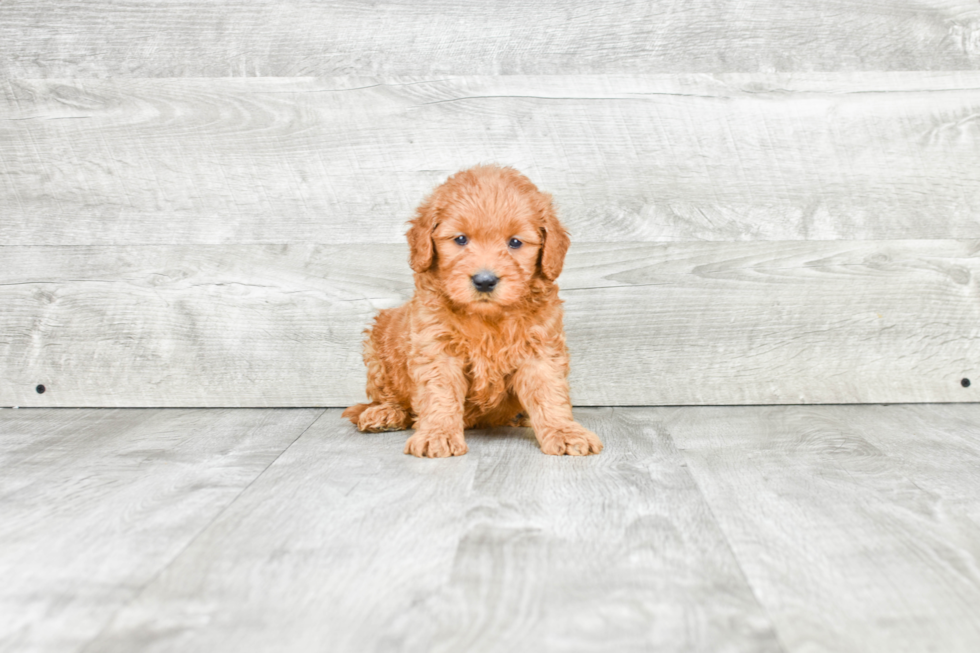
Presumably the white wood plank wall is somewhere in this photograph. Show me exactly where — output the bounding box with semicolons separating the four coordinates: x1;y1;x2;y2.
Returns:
1;2;978;407
2;1;979;76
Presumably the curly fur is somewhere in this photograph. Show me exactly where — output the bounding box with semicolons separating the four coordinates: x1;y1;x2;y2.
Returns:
343;165;603;458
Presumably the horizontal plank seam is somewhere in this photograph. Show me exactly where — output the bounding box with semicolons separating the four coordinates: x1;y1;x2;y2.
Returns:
15;401;965;410
573;401;980;409
3;238;978;248
5;79;980;95
411;89;980;107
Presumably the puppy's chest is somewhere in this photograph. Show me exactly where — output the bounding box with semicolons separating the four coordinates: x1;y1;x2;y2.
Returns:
456;335;527;405
461;340;521;374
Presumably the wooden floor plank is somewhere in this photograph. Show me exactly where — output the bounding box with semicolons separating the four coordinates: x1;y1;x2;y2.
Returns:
1;240;976;407
372;408;782;653
0;407;322;653
828;404;980;527
83;408;782;653
664;404;980;653
83;410;484;653
3;74;980;245
1;1;977;77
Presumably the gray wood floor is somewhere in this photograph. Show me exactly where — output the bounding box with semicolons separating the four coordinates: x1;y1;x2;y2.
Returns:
2;405;979;653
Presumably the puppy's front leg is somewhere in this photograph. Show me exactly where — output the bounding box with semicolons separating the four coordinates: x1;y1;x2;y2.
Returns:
513;358;603;456
405;355;468;458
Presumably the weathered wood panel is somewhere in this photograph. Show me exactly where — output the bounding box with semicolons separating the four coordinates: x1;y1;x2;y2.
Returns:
665;405;980;652
1;240;976;407
0;407;322;653
84;408;781;653
3;74;980;245
1;1;978;77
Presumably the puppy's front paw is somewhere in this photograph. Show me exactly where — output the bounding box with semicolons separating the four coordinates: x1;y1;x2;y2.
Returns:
538;423;603;456
404;428;468;458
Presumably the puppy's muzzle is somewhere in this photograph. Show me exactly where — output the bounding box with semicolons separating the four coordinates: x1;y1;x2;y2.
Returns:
471;270;499;293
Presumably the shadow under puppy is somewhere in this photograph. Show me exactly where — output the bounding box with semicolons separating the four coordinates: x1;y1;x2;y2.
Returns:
343;165;603;458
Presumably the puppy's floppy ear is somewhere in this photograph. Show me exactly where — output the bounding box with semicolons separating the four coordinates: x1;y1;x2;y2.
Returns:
538;194;570;281
406;196;438;273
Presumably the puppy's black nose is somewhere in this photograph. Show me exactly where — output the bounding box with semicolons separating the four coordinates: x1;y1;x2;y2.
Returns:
471;271;499;293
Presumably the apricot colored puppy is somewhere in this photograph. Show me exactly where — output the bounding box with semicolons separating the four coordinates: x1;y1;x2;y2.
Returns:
343;165;603;458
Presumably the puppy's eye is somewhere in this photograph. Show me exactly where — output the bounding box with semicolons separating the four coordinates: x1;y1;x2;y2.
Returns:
508;238;523;249
454;235;468;246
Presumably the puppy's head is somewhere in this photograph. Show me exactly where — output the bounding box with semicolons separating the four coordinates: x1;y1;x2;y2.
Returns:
406;165;570;314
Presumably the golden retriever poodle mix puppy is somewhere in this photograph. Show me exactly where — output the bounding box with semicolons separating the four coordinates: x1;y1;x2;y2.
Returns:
343;165;603;458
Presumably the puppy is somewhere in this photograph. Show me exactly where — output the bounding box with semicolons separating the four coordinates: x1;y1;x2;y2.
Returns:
343;165;603;458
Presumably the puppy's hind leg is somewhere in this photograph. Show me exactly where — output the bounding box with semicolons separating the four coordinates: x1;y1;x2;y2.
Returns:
348;402;413;433
342;402;372;425
346;307;414;433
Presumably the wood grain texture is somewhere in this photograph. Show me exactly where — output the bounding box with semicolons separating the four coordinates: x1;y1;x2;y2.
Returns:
8;406;980;652
1;1;979;77
84;408;782;653
664;404;980;653
0;407;322;653
85;409;485;653
835;404;980;527
3;73;980;245
1;240;976;407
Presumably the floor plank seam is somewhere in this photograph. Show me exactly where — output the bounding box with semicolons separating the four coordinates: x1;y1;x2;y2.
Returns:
671;437;792;653
74;408;329;653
